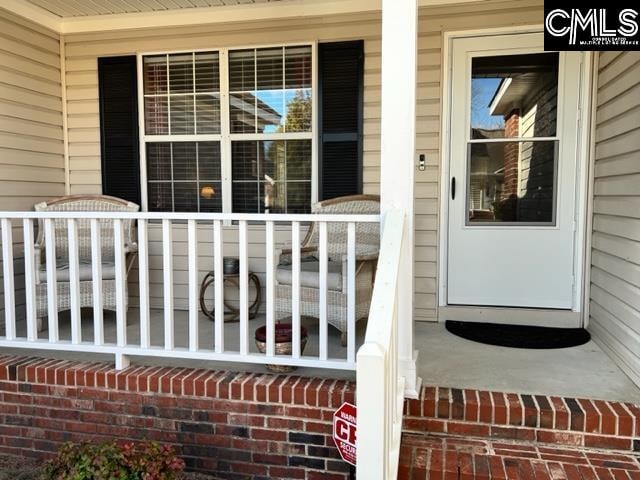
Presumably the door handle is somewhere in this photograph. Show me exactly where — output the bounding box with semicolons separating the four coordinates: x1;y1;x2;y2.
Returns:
451;177;456;200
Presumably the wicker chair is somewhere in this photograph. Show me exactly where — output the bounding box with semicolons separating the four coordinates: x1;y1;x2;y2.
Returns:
274;195;380;346
34;195;139;327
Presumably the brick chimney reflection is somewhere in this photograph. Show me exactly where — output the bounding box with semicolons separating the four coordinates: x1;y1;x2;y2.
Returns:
501;109;520;201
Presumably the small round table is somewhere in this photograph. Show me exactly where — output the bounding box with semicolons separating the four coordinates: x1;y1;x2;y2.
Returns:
199;271;262;322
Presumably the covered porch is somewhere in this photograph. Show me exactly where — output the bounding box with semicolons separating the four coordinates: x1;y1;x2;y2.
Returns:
1;0;640;478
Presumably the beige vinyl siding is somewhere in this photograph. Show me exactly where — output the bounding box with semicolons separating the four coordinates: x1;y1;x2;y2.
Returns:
63;0;543;316
0;9;64;326
589;51;640;387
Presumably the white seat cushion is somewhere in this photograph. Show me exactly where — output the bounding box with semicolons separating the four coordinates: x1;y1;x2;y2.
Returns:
276;260;343;291
38;261;116;282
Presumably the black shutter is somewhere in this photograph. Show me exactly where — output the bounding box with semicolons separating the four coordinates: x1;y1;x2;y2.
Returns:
318;41;364;201
98;56;141;205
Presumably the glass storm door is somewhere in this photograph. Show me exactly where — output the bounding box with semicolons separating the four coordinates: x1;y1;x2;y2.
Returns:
447;33;582;309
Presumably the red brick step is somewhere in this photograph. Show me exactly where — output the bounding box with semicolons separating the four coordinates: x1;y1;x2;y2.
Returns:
399;433;640;480
404;387;640;453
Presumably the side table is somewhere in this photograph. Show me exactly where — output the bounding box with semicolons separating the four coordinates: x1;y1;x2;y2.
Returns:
199;271;262;322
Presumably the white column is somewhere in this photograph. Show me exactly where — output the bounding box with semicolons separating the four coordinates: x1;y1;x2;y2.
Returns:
380;0;421;398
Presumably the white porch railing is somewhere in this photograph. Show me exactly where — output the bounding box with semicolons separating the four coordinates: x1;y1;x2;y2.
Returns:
0;211;378;371
356;209;405;479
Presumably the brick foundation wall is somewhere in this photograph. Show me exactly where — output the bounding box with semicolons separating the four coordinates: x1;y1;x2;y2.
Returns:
0;355;355;480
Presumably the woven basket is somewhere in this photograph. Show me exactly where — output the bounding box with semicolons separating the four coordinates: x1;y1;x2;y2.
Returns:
255;323;308;373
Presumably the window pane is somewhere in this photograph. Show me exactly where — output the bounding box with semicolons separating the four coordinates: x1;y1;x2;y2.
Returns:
260;140;285;181
285;46;311;89
284;89;311;132
143;55;167;94
256;47;283;90
148;183;172;212
232;182;259;213
174;182;198;212
144;96;168;135
471;53;558;139
286;140;312;180
231;140;311;213
172;142;197;181
229;49;255;91
286;182;311;214
195;52;219;92
199;181;222;212
257;90;284;133
169;53;193;94
195;94;220;134
170;95;194;134
147;142;171;181
198;142;221;180
232;141;258;180
230;92;256;133
468;141;557;223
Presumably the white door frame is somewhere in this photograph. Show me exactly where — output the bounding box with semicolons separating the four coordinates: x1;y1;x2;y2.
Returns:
437;25;595;326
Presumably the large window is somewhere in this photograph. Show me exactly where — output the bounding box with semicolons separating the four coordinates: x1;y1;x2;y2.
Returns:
141;45;313;213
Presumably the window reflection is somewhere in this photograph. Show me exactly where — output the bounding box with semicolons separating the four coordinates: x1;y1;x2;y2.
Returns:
467;53;560;224
468;141;557;223
471;53;558;139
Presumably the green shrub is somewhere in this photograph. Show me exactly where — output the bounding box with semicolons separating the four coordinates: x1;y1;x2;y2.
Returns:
44;441;185;480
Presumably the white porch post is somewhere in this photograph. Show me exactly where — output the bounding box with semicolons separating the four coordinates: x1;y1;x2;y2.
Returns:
380;0;421;398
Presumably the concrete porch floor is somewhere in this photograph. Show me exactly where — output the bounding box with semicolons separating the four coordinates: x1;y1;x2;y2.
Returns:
415;322;640;403
3;313;640;402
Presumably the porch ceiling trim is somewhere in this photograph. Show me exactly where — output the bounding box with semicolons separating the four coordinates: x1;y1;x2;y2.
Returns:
3;0;489;34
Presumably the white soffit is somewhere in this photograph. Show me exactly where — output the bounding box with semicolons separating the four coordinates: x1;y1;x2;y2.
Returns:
2;0;490;34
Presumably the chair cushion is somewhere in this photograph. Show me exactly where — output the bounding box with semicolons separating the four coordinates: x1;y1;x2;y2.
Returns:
276;260;343;291
38;261;116;282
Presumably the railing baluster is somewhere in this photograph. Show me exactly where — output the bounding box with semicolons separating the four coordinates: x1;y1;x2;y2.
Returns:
239;220;248;356
347;222;356;363
114;219;126;348
265;220;275;358
23;219;37;341
1;219;16;340
291;221;301;358
319;221;328;361
188;219;198;352
162;219;174;350
90;219;104;345
213;220;224;353
138;219;150;349
44;218;58;342
67;219;81;344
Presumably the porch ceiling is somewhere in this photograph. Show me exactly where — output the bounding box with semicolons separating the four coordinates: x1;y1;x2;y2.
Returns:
24;0;284;18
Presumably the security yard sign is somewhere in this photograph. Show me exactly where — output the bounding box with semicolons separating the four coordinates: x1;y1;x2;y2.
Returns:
333;402;357;466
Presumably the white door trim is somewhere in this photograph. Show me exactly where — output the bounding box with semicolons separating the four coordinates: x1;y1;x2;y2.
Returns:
437;26;594;324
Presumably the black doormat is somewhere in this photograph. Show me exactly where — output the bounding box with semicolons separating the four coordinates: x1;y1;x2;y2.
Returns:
445;320;591;349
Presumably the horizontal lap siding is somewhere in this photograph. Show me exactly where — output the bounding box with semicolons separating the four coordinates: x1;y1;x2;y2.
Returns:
63;0;543;317
589;51;640;387
0;10;64;326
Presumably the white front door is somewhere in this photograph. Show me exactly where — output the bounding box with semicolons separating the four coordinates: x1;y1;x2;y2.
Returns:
447;33;583;309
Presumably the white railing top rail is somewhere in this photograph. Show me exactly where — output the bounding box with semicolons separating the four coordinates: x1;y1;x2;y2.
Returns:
0;211;380;223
